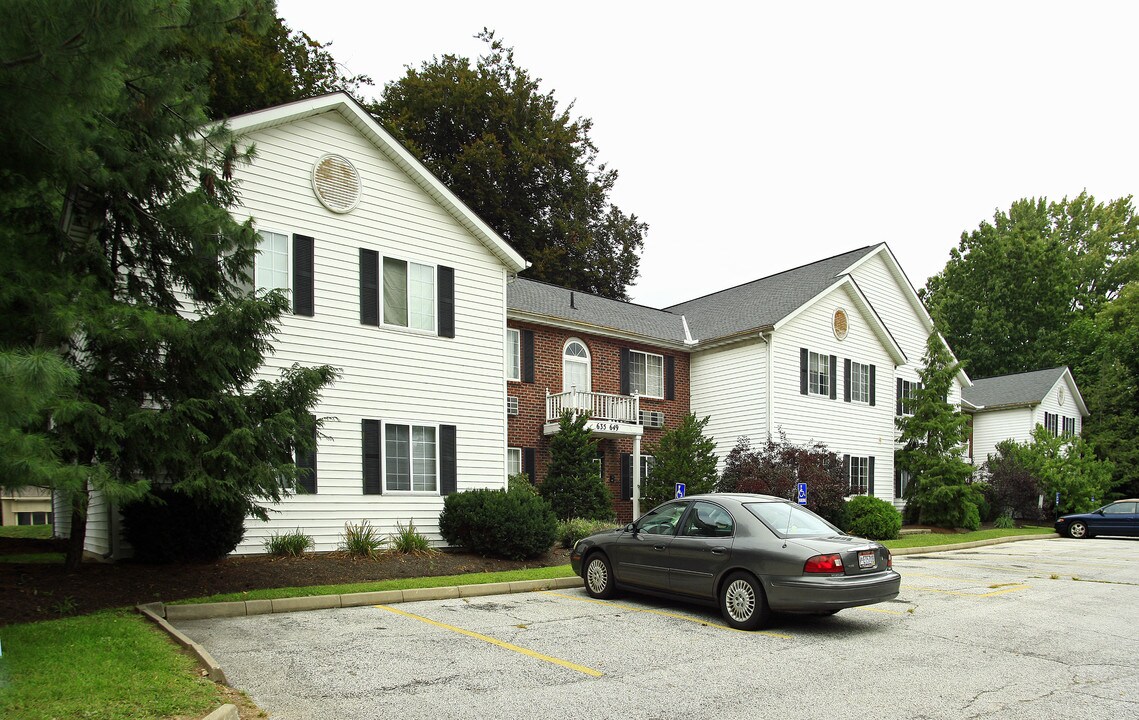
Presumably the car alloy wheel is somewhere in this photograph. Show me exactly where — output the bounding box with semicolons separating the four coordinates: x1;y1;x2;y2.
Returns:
1067;521;1088;539
584;553;616;599
719;571;767;631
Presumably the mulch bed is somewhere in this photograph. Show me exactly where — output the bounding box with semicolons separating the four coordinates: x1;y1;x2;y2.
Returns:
0;535;571;627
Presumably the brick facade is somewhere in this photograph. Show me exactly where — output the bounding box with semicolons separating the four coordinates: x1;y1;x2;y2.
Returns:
507;320;690;522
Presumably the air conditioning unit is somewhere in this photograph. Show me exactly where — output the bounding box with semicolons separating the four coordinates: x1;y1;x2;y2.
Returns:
507;396;519;416
639;410;665;428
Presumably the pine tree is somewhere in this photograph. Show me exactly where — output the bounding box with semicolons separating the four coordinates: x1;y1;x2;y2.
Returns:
896;334;980;528
0;1;337;567
641;414;718;509
541;412;612;521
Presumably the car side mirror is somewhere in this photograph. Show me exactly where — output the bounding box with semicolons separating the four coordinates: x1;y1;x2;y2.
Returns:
1095;509;1105;516
624;522;637;533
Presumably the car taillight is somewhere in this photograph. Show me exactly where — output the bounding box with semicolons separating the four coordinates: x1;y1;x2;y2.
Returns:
804;553;844;574
886;549;892;570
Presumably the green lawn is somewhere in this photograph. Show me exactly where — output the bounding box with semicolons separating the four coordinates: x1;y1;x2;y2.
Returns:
0;610;224;720
883;526;1055;549
0;553;64;564
0;526;53;540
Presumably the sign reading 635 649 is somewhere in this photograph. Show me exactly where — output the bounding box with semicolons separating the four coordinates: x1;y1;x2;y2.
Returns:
587;421;621;433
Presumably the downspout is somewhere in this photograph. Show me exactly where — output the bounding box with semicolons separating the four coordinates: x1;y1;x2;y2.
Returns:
763;332;774;439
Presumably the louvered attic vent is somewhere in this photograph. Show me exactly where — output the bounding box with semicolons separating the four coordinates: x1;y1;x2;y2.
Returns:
312;154;361;213
639;410;665;428
507;396;519;416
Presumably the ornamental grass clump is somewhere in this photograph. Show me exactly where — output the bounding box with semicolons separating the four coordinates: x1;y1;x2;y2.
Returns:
340;519;387;557
390;519;435;554
264;529;314;557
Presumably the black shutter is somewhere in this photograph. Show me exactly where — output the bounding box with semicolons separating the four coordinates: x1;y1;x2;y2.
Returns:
295;417;317;494
868;457;875;496
360;249;379;326
362;419;382;495
437;265;455;338
800;348;809;395
844;358;852;403
521;329;535;383
293;234;315;316
439;424;457;495
664;356;675;400
843;454;851;491
829;355;838;400
621;453;633;501
869;365;877;406
620;348;631;395
896;378;904;415
523;447;536;484
894;466;902;498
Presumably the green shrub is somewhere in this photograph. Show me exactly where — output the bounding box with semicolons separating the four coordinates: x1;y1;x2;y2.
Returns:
508;472;539;496
120;487;247;563
844;495;902;540
264;529;314;557
557;517;621;549
340;520;387;557
994;512;1016;529
439;487;558;560
391;519;434;553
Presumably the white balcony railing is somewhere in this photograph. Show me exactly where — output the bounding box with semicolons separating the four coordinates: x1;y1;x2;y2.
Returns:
546;389;640;424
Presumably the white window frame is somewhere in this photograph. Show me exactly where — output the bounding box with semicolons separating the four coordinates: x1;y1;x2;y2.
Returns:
563;338;592;393
383;421;439;494
848;456;870;496
629;350;664;398
382;256;436;332
808;351;830;397
899;379;919;416
850;361;870;404
255;229;290;292
507;328;521;381
507;447;522;477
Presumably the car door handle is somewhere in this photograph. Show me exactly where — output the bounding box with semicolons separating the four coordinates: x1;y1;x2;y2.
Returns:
654;544;667;551
710;547;727;555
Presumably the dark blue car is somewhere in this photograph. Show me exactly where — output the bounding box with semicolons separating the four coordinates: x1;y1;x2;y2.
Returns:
1055;499;1139;539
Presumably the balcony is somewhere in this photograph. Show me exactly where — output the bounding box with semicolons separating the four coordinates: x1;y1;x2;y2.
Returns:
544;390;642;438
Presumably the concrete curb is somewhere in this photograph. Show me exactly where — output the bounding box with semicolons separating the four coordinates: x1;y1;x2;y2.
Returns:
135;602;228;685
202;704;239;720
890;532;1059;556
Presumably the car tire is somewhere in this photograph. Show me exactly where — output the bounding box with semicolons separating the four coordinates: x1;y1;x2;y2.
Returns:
719;571;769;631
1067;521;1089;539
584;552;616;599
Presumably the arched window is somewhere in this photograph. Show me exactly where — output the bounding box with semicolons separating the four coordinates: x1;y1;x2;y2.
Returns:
562;339;591;393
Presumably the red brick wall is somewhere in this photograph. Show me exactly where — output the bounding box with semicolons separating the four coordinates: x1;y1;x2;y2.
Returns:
506;321;691;522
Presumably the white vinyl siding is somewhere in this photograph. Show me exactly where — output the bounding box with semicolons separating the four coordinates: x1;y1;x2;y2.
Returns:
971;406;1033;467
690;338;767;475
630;350;664;398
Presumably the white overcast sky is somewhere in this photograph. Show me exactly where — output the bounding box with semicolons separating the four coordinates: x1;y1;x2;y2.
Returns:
277;0;1138;308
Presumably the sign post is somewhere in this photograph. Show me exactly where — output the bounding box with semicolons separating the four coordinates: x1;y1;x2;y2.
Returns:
675;483;686;499
797;482;808;506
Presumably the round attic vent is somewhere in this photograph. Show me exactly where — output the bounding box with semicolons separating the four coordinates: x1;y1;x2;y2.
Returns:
1059;387;1066;406
312;154;361;213
833;308;849;340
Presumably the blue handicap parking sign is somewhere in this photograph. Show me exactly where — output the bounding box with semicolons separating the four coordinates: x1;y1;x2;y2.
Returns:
797;482;808;505
675;483;686;499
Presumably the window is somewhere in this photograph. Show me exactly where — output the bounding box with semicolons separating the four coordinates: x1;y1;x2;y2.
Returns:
383;257;434;331
636;502;688;536
681;501;734;538
563;339;591;392
1103;502;1136;515
1043;412;1060;437
808;351;830;396
629;350;664;397
256;230;289;291
848;456;870;495
849;361;870;403
898;379;920;416
385;424;437;492
641;455;655;481
507;329;520;381
17;511;52;526
1062;416;1076;437
895;468;911;499
507;447;522;477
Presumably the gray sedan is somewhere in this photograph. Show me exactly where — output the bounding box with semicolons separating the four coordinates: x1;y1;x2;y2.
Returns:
569;493;901;630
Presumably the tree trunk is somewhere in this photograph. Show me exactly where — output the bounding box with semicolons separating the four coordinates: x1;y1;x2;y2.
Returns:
64;485;89;570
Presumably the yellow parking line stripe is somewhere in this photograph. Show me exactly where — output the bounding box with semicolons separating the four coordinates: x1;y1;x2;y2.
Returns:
979;584;1029;597
905;583;1029;598
851;605;908;616
542;591;794;639
373;604;602;678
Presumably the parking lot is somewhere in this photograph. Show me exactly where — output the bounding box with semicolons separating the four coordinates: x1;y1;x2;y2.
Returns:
177;538;1139;720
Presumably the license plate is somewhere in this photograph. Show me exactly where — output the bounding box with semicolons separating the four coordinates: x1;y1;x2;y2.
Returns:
858;550;876;569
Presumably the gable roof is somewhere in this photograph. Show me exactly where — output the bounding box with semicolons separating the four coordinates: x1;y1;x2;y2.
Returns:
508;278;691;348
663;246;879;339
963;367;1087;416
221;92;527;273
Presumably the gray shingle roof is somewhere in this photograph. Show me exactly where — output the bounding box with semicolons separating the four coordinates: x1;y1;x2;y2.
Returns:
962;367;1069;409
508;279;689;344
663;245;880;340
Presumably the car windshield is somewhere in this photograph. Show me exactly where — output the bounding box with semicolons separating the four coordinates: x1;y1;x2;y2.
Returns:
745;502;837;538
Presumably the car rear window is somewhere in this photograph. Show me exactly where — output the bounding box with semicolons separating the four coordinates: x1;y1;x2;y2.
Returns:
744;502;837;538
